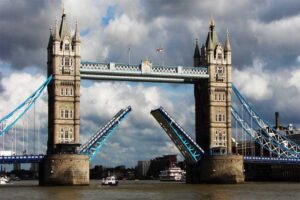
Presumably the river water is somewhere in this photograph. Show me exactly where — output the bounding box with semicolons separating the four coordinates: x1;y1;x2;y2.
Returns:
0;180;299;200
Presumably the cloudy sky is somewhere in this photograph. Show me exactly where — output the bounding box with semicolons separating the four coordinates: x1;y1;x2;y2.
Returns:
0;0;300;167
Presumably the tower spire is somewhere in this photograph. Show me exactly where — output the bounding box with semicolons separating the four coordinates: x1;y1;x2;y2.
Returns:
73;20;81;42
47;27;53;49
209;16;215;31
224;29;231;51
53;19;60;41
193;38;201;66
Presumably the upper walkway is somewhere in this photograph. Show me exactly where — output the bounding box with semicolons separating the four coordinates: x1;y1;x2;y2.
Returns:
80;61;208;83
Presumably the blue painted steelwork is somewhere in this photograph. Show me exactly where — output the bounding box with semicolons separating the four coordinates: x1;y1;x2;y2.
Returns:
0;75;52;136
232;84;300;157
0;154;44;164
231;107;293;157
79;106;132;161
151;107;205;163
244;156;300;165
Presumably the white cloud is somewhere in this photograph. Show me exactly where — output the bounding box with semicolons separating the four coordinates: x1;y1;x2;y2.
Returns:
233;59;272;101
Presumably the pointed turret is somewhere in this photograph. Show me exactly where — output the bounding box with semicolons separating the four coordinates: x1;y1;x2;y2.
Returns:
224;29;231;52
59;10;70;39
193;39;201;66
73;21;81;43
207;31;213;51
53;20;60;41
47;28;53;49
209;17;215;32
206;17;219;49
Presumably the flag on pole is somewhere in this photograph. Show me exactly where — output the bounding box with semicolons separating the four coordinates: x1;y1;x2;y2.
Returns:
156;47;164;52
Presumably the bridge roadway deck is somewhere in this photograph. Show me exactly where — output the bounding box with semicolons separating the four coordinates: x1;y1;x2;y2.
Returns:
0;155;44;164
80;62;209;83
1;154;300;165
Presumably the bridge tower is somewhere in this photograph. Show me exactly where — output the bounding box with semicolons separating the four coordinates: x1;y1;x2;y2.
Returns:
39;10;89;186
192;19;244;183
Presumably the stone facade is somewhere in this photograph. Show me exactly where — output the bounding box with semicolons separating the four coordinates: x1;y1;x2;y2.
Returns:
187;155;244;183
39;154;89;186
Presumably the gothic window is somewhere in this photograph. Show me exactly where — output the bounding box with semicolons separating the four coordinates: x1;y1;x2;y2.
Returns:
65;130;69;139
70;110;73;118
60;110;65;118
65;110;69;118
218;114;222;122
216;114;226;122
217;53;222;60
60;88;64;96
215;130;227;147
64;57;70;66
70;88;73;96
65;43;70;51
217;66;224;74
65;88;68;96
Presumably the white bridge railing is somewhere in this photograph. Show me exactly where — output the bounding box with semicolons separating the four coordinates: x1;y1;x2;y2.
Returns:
80;61;208;83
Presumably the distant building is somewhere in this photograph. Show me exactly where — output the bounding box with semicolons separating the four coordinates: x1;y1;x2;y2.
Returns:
137;160;150;178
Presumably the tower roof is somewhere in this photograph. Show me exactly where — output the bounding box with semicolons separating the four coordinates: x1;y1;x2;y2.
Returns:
206;18;219;50
193;38;200;58
224;29;231;51
73;20;81;42
207;31;213;50
47;28;53;49
59;12;70;39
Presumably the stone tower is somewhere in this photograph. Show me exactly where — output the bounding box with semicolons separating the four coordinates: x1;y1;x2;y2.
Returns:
194;19;232;155
191;19;244;183
47;10;81;154
40;10;89;186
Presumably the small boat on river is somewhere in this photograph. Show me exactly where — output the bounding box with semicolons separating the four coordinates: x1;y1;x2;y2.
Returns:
101;175;118;186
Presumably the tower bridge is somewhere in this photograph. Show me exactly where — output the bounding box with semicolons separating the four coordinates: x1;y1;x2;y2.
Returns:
1;10;300;185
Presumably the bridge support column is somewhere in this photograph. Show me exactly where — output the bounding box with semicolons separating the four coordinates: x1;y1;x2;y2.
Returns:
187;155;244;183
39;154;89;186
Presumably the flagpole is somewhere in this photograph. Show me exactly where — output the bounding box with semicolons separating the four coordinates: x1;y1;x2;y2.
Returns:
128;47;131;65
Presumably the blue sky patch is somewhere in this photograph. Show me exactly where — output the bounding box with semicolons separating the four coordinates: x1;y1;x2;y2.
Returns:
101;5;117;27
80;28;90;37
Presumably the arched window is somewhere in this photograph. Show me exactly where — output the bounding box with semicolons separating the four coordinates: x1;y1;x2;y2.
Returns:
69;110;73;118
61;88;64;96
65;43;70;51
60;110;65;118
218;114;222;122
65;110;69;118
64;57;70;66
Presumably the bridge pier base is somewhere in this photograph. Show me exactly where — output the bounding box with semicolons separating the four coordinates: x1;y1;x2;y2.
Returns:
39;154;89;186
187;155;244;184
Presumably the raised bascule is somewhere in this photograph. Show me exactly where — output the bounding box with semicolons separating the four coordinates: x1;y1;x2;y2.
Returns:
1;9;300;185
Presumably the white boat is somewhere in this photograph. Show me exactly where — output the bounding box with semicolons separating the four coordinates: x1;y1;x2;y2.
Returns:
0;176;10;185
101;175;118;186
159;166;185;181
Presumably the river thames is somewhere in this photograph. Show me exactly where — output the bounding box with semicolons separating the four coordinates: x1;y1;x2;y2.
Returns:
0;180;300;200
